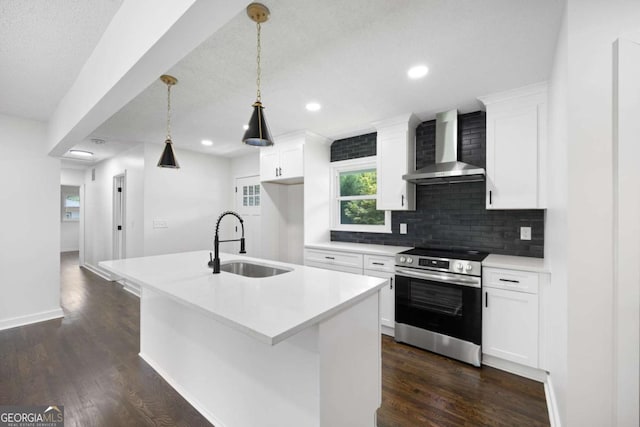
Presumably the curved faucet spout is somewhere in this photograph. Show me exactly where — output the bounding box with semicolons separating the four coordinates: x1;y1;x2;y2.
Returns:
211;211;246;274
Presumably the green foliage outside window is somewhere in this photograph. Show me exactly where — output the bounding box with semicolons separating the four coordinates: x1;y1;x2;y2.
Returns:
339;170;384;225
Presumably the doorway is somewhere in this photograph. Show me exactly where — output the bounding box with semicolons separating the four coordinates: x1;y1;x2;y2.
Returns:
60;185;81;253
235;175;261;257
112;173;126;260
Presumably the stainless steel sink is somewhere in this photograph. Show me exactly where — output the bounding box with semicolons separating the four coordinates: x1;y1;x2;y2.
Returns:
219;261;292;278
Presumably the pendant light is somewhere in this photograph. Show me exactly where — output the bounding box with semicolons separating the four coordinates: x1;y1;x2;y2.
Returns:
242;3;274;147
158;74;180;168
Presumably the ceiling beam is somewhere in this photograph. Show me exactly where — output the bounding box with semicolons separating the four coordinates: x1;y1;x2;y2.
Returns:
47;0;246;157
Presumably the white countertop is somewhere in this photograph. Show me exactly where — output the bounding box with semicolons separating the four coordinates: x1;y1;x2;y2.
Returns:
305;241;412;256
99;251;387;346
483;254;550;273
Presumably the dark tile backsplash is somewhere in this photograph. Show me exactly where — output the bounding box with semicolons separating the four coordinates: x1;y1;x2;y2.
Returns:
330;132;377;162
329;111;545;258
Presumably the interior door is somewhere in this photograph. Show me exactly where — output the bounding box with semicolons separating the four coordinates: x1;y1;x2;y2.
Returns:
112;174;126;260
235;175;261;257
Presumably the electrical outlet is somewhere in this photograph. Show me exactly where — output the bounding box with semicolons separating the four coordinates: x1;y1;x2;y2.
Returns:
520;226;532;240
400;223;407;234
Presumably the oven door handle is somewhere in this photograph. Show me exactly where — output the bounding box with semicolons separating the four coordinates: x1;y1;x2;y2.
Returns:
395;268;481;288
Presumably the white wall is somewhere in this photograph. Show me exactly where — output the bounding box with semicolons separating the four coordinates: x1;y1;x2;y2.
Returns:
545;1;640;426
61;168;85;186
83;144;145;274
230;152;259;180
61;222;79;252
60;169;85;252
0;114;62;329
545;6;568;425
143;143;232;256
303;134;332;244
613;34;640;426
284;184;304;265
260;182;304;264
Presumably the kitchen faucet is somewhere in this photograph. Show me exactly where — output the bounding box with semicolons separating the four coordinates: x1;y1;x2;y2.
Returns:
209;211;246;274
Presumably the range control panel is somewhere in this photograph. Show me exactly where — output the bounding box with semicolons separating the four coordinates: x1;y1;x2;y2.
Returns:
395;255;482;277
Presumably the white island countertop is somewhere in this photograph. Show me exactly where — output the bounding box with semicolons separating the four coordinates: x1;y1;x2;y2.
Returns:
99;251;387;345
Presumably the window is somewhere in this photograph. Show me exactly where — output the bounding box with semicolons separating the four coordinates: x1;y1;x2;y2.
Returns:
331;156;391;233
242;184;260;207
61;185;80;222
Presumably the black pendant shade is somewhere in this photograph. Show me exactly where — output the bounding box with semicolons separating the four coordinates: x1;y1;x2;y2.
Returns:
157;139;180;168
243;101;273;147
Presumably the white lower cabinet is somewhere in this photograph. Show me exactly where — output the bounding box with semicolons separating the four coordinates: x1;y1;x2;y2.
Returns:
303;248;363;274
304;248;397;336
482;267;540;370
364;254;396;337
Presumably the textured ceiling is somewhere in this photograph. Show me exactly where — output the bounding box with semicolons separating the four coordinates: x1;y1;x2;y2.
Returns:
0;0;123;121
94;0;563;158
5;0;563;162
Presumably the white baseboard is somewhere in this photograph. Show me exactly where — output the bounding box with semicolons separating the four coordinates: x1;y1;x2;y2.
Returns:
0;307;64;331
482;354;546;382
139;352;227;427
82;263;114;281
544;374;562;427
381;325;395;337
119;280;141;298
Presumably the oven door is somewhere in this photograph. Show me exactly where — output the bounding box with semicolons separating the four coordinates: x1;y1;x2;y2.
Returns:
395;267;482;345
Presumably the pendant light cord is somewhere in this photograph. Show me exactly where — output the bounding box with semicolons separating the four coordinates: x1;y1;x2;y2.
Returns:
256;22;262;102
166;83;172;140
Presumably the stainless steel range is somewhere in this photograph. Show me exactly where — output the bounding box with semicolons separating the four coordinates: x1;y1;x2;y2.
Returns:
394;248;489;366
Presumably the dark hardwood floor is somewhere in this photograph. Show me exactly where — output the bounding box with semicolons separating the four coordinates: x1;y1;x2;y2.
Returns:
0;252;549;426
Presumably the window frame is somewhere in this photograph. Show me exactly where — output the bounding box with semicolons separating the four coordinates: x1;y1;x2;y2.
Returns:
330;156;391;233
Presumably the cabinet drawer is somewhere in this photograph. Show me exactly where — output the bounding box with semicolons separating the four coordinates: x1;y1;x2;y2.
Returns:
483;268;538;294
304;248;363;270
363;254;395;273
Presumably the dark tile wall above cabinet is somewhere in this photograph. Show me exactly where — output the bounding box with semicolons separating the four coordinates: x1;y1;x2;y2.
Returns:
330;132;376;162
329;111;545;258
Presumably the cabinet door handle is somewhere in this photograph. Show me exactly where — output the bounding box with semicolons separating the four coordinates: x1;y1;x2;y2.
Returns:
275;167;279;177
279;167;282;176
401;194;405;207
485;291;488;308
372;262;384;266
325;256;335;260
390;277;393;290
489;190;492;205
499;278;520;283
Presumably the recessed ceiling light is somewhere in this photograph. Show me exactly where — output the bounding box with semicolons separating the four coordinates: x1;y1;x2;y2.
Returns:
243;124;249;130
201;139;213;146
407;65;429;79
69;150;93;157
305;102;321;112
91;138;106;145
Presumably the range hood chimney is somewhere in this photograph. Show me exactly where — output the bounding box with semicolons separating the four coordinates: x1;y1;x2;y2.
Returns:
402;110;485;185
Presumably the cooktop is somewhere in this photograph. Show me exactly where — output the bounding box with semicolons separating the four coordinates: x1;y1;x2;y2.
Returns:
398;247;489;262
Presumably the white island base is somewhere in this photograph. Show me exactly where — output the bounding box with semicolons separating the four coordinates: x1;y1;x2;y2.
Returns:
141;287;380;427
101;251;385;426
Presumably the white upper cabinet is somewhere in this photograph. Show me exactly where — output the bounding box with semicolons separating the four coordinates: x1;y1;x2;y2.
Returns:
260;135;304;184
373;114;420;211
479;83;548;209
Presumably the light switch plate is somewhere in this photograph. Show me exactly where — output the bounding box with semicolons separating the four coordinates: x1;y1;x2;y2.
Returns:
400;223;407;234
153;219;168;229
520;226;532;240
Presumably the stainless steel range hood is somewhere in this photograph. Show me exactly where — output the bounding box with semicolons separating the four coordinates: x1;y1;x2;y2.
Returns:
402;110;485;185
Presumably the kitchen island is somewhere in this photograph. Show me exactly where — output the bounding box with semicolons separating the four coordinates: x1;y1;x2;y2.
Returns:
100;250;387;427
